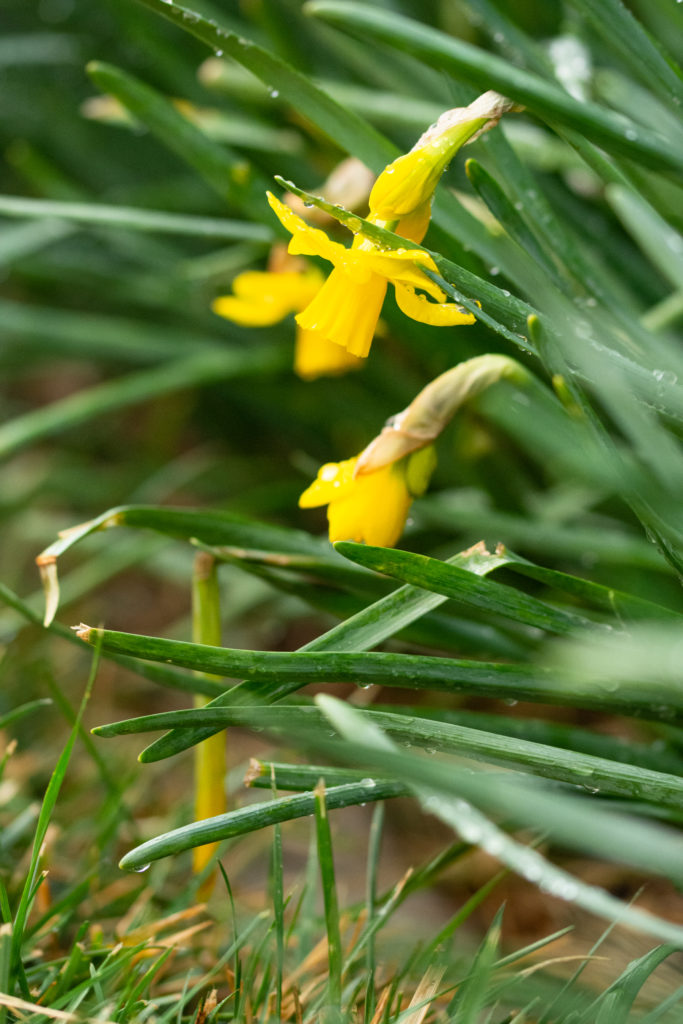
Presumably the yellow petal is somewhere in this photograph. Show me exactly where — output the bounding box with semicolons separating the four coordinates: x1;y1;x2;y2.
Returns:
368;111;489;220
327;462;412;547
369;149;442;220
396;200;432;244
266;191;347;266
212;268;323;326
393;282;477;326
358;247;447;302
299;457;357;508
296;266;387;358
294;325;364;380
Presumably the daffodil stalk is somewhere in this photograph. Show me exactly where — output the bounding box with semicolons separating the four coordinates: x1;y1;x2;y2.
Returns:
300;355;528;548
191;551;226;891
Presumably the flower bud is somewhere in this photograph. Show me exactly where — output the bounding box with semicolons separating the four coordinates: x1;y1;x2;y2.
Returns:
369;91;518;220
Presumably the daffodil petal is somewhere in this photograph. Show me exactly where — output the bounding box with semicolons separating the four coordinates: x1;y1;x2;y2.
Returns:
327;462;412;547
296;267;387;358
393;282;477;326
267;191;347;266
298;457;357;508
213;268;323;327
294;326;364;380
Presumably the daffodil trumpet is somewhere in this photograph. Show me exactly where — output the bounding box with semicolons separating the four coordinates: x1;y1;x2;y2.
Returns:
299;446;437;549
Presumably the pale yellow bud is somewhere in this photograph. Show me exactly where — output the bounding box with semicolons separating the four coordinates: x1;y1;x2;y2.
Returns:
369;91;519;220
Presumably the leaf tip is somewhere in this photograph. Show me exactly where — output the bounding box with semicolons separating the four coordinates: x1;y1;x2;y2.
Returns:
36;555;59;627
244;757;265;787
72;622;95;642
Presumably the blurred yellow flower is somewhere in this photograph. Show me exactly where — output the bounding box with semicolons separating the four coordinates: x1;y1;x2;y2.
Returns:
212;263;362;380
267;192;475;359
299;446;436;548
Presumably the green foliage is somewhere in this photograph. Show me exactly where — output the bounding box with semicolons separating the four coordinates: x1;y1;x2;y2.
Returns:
2;0;683;1017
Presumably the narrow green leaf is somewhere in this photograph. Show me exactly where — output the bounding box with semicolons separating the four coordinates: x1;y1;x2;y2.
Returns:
79;624;683;723
316;699;683;944
418;493;670;571
499;547;681;622
134;0;393;171
0;33;79;67
93;704;683;811
87;60;267;216
335;542;598;636
306;1;683;173
0;700;52;732
606;184;683;290
0;218;72;267
314;781;343;1011
452;908;502;1024
136;544;528;763
118;779;403;870
201;544;529;658
0;299;226;364
589;945;677;1024
465;158;552;275
0;347;285;462
76;627;560;707
12;642;99;966
0;196;273;242
568;0;683;107
0;924;11;1024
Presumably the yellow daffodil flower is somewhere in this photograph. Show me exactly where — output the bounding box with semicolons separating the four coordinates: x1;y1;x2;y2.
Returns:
212;263;363;380
299;446;437;548
267;192;475;359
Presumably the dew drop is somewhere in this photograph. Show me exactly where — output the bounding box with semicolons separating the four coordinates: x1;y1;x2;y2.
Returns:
133;863;151;873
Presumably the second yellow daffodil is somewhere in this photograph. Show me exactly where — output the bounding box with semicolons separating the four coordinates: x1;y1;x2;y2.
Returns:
212;258;363;380
299;446;437;548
